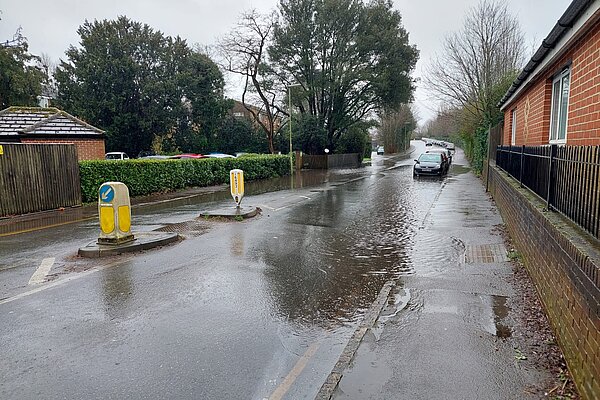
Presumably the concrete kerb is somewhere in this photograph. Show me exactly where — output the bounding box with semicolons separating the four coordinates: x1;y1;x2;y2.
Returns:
314;280;396;400
199;205;260;220
78;231;180;258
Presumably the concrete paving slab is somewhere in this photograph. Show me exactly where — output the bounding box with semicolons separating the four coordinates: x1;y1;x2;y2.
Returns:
78;231;180;258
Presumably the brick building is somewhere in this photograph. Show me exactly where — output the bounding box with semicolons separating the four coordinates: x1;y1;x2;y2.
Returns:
0;106;105;160
499;0;600;146
230;100;282;131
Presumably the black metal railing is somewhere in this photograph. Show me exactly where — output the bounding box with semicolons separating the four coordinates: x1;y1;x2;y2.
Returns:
497;144;600;240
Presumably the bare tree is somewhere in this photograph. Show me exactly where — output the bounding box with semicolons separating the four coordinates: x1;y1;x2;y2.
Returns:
39;53;58;100
1;10;25;49
217;10;285;154
421;106;462;139
424;0;525;123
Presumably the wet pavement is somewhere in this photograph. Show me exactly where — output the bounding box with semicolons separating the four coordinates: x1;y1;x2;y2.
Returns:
332;146;550;399
0;142;551;399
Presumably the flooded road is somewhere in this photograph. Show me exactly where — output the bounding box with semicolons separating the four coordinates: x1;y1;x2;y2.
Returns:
0;142;537;399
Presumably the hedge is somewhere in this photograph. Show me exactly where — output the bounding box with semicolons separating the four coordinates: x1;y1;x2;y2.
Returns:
80;155;290;203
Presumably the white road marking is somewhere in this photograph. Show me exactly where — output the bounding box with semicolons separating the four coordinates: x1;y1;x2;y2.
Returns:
2;269;97;306
260;194;313;213
269;341;321;400
28;258;55;285
1;258;128;306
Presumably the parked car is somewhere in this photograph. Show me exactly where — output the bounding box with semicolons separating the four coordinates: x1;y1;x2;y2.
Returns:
377;146;385;155
139;155;171;160
105;152;129;160
170;153;207;159
445;142;456;151
426;148;453;164
206;153;235;158
425;141;433;147
413;152;449;177
137;150;155;158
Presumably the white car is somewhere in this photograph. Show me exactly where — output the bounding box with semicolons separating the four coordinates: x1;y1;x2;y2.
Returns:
206;153;235;158
105;152;129;160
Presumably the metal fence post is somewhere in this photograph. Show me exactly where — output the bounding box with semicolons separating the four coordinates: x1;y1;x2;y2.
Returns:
519;145;525;187
486;127;491;192
546;144;557;210
507;147;512;177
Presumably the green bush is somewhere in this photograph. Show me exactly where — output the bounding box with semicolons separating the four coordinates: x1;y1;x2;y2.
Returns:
80;155;290;203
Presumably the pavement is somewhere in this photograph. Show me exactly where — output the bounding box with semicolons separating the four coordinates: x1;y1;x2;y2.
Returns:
326;150;553;399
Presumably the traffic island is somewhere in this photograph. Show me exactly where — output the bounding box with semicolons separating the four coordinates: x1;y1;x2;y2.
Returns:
200;169;260;220
78;231;180;258
200;206;260;220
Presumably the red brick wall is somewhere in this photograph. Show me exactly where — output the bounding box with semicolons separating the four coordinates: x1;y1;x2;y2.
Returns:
488;167;600;399
21;138;105;161
504;20;600;146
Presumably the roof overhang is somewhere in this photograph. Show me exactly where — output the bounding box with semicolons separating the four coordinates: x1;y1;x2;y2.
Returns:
499;0;600;111
18;133;106;140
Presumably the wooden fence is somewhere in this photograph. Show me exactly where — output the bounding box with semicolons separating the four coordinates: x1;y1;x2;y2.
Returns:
301;153;362;169
0;143;81;217
496;144;600;240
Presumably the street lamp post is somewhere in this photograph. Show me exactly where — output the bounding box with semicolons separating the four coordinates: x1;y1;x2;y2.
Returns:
288;84;302;177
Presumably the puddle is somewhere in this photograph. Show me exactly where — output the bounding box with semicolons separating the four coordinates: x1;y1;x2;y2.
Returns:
492;295;512;339
477;294;512;339
333;338;392;399
370;287;412;340
449;165;471;175
409;233;465;276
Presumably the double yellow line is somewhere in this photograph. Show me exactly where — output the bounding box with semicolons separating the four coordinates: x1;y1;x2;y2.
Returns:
0;216;96;237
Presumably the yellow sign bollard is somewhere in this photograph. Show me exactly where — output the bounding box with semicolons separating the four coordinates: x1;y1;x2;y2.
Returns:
97;182;134;244
0;145;3;155
230;169;244;207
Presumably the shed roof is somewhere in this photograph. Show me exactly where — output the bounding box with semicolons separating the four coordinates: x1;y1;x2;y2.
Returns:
0;107;105;138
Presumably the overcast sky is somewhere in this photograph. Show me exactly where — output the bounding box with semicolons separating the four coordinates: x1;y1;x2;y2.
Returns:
0;0;571;124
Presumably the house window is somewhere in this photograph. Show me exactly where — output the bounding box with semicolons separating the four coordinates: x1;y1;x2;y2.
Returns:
549;67;570;143
511;108;517;145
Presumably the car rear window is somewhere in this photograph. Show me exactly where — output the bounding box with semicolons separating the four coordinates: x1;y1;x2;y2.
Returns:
418;154;441;162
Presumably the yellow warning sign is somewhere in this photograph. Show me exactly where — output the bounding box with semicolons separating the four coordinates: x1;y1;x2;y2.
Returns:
0;145;3;155
230;169;245;207
97;182;134;244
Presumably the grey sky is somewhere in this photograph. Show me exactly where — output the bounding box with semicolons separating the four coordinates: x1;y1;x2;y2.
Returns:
0;0;571;124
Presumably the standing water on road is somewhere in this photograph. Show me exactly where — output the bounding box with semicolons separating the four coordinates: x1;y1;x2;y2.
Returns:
0;144;465;400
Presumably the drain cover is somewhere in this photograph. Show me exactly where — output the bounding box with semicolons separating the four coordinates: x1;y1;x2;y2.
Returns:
465;243;508;263
154;221;210;236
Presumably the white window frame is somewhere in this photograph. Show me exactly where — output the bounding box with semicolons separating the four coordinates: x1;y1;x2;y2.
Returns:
511;108;517;145
549;67;570;144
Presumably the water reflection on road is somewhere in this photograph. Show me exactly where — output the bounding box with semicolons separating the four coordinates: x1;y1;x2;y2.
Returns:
0;147;464;400
258;162;444;331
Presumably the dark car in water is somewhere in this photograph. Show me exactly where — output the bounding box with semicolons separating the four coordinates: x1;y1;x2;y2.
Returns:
426;148;453;164
413;153;449;177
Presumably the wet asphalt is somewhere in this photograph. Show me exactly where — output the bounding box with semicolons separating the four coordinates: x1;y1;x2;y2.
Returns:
0;142;550;399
